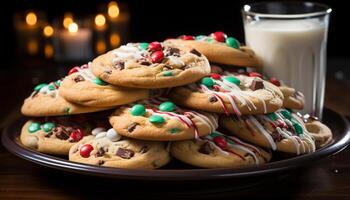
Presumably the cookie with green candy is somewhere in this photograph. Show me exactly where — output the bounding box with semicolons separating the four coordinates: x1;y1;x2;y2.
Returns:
220;108;319;155
59;62;149;107
109;98;219;141
165;31;262;68
69;129;171;169
169;67;284;116
91;41;210;89
20;112;110;155
171;131;272;168
21;79;112;117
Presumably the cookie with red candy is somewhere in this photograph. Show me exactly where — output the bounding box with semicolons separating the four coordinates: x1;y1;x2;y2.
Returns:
171;131;271;168
59;62;149;107
91;42;210;89
20;112;110;155
69;128;171;169
166;32;263;68
168;67;284;115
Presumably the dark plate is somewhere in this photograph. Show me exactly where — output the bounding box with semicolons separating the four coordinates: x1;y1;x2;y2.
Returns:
2;108;350;181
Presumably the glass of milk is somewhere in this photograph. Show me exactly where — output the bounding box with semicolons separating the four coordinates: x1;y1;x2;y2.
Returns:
242;2;331;118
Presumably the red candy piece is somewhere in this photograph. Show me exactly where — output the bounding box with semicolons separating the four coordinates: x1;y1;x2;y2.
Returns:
148;41;162;51
248;72;263;79
210;73;221;79
81;64;89;69
68;66;80;75
80;144;94;158
213;85;221;91
151;51;164;63
70;129;84;142
211;31;227;42
181;35;195;40
269;77;281;86
213;136;227;149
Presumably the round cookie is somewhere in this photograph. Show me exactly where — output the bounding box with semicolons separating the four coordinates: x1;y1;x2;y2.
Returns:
171;131;272;168
109;98;219;141
21;80;112;117
169;70;284;116
59;63;149;107
302;115;333;148
264;75;305;110
165;32;262;67
91;42;210;88
220;109;316;155
69;129;171;169
19;114;105;155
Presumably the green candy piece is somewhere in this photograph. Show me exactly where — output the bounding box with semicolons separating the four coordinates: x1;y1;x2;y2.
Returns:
206;38;214;43
149;115;165;124
28;122;41;133
169;128;180;134
93;78;108;86
195;35;206;40
280;110;292;120
42;122;55;133
226;138;235;145
131;104;146;116
139;42;149;50
293;123;303;135
159;101;176;112
268;113;278;121
209;132;221;138
34;83;48;92
54;80;61;87
224;76;241;86
48;84;56;91
163;71;173;76
201;77;214;88
226;37;240;49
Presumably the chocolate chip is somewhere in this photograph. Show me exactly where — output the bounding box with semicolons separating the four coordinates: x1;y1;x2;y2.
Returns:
139;146;149;154
52;126;75;140
140;61;151;66
127;122;139;133
209;96;218;103
44;132;53;138
271;131;283;142
167;47;180;57
163;65;173;71
96;147;105;157
198;142;214;154
250;78;264;91
73;75;85;82
113;61;125;70
98;160;105;166
190;49;201;57
116;148;135;159
53;127;69;140
104;70;112;75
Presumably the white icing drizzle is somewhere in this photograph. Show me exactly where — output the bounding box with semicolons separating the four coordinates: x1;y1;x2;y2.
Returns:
112;44;146;64
167;55;185;67
76;62;97;82
248;116;277;150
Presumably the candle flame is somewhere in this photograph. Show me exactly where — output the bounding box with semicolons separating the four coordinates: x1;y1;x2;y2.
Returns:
63;14;74;29
110;33;120;47
68;22;78;33
43;25;54;37
108;1;120;18
44;43;54;58
26;12;37;26
96;40;106;54
95;14;106;27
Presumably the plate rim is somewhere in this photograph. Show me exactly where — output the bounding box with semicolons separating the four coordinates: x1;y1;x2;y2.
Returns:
2;108;350;180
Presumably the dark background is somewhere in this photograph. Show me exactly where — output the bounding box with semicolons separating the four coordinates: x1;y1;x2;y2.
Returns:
1;0;350;65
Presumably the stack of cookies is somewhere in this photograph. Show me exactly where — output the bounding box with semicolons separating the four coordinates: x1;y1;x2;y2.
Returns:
20;32;333;169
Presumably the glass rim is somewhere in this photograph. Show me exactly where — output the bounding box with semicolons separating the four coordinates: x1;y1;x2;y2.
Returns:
242;1;332;19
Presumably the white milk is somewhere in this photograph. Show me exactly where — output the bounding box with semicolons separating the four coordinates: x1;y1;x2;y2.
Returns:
244;19;328;116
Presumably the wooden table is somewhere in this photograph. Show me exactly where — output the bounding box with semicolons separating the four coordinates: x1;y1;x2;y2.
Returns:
0;63;349;200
